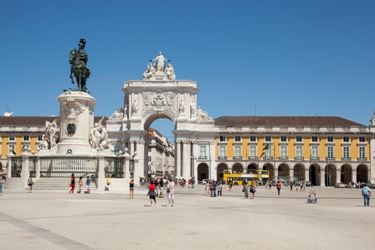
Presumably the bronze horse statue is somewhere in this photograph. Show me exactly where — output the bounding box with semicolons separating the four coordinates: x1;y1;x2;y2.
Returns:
69;49;89;92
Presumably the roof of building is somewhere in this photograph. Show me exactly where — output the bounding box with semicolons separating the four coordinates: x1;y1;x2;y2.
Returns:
214;116;366;127
0;116;107;126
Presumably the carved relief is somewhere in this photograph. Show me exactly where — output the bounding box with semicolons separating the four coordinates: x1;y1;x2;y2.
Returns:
141;89;177;118
62;98;85;125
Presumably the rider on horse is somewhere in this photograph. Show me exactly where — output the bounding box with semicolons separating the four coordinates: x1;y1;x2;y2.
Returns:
70;38;91;91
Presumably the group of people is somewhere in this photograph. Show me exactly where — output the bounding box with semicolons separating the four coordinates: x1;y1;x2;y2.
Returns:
69;174;93;194
204;180;223;197
147;177;175;207
289;181;306;191
242;181;257;199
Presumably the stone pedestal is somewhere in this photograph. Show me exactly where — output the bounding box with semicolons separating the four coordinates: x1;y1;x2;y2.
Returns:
56;91;97;155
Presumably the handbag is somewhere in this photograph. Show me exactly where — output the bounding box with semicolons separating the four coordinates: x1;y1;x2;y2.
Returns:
149;190;157;197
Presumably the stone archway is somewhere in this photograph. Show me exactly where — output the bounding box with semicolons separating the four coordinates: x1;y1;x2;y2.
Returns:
341;164;352;183
325;164;336;186
278;163;289;180
232;163;243;174
217;163;228;181
309;164;320;186
294;164;305;182
197;163;209;182
247;163;258;173
107;52;215;181
357;165;368;183
263;163;274;180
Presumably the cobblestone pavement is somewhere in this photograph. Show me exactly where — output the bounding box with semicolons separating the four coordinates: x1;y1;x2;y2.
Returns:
0;185;374;250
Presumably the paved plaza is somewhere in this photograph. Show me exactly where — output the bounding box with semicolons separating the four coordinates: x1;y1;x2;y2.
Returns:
0;185;374;250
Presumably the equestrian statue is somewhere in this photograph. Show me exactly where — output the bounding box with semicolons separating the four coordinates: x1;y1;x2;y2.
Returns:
69;38;91;92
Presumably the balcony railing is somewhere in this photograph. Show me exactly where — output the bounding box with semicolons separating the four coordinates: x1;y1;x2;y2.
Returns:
294;156;304;161
218;156;227;160
310;156;319;160
248;156;257;160
263;156;273;160
233;156;242;160
198;156;207;159
357;157;367;161
325;157;335;161
341;157;351;161
279;156;288;160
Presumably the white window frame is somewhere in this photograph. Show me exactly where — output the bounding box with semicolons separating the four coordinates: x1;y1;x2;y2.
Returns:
327;146;334;159
250;136;256;142
296;136;302;142
219;136;226;142
343;137;350;143
200;146;207;158
327;136;334;142
311;146;318;159
265;136;272;142
343;146;350;159
359;137;366;143
359;147;366;159
280;145;287;158
280;136;287;142
249;146;256;158
311;136;318;142
234;136;241;142
234;145;241;157
265;145;272;158
296;146;303;158
219;146;226;157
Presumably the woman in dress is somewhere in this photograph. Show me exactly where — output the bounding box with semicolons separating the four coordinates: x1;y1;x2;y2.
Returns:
129;179;134;199
78;177;83;194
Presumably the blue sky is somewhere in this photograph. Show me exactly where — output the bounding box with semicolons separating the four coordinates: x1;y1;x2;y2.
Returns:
1;1;375;142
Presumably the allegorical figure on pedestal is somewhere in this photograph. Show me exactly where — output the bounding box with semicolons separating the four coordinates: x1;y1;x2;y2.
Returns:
69;38;91;92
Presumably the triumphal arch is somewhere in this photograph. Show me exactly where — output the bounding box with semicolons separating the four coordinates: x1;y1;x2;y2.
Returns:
106;52;215;180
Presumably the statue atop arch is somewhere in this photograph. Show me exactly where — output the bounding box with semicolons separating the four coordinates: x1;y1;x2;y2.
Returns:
143;52;176;81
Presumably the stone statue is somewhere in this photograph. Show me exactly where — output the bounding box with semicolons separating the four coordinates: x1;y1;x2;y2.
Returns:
45;119;58;149
179;100;185;114
69;38;91;92
132;100;139;115
151;51;169;72
166;63;176;80
89;117;110;151
109;106;124;120
371;109;375;126
143;62;156;80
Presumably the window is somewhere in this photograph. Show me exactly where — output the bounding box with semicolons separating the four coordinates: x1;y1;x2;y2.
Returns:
311;136;318;142
327;136;334;142
219;136;226;142
343;147;350;159
343;137;350;142
280;136;287;142
311;146;318;159
38;135;43;141
148;156;151;161
23;135;29;141
280;146;287;159
114;146;120;155
327;146;334;159
219;146;226;157
234;136;241;142
250;136;256;142
200;146;207;159
250;146;256;158
234;146;241;157
9;135;15;141
265;145;272;158
265;136;272;142
296;146;302;158
359;137;366;142
359;147;366;159
9;145;15;153
296;136;302;142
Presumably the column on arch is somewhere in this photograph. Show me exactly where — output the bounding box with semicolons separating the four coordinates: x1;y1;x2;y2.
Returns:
182;140;191;178
320;167;325;186
136;139;145;180
175;140;181;178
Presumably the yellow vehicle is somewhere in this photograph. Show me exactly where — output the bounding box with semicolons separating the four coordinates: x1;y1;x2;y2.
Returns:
223;170;269;186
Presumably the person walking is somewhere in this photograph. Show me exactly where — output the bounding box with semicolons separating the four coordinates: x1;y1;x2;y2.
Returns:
205;182;210;196
0;177;4;196
362;184;372;207
27;176;34;193
78;177;83;194
243;181;249;199
218;182;223;196
148;180;157;207
290;181;293;191
167;177;175;207
250;183;256;199
276;181;281;196
69;174;76;193
229;181;233;191
129;179;134;199
106;175;111;186
212;181;217;197
86;175;91;194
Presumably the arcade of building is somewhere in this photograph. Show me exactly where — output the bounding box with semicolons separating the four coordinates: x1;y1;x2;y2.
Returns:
1;53;374;187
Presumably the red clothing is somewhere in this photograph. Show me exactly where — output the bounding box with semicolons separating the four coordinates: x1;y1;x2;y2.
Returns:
276;183;281;189
149;184;156;191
